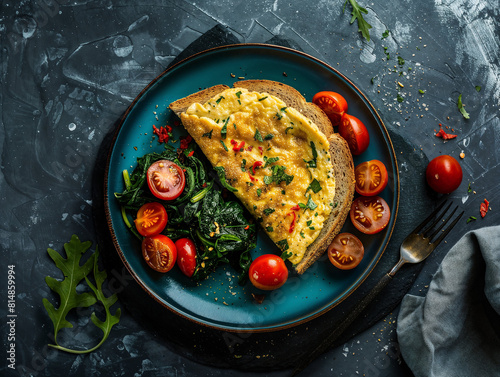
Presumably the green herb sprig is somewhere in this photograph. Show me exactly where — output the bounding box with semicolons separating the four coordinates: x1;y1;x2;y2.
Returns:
43;235;121;354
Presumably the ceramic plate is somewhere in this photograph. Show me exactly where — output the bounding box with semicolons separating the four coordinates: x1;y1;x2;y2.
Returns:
104;44;399;332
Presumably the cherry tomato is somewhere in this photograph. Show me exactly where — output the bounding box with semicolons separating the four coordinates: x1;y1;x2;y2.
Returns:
175;238;197;277
355;160;389;196
249;254;288;291
147;160;186;200
134;202;168;237
339;113;370;155
312;91;348;127
328;233;364;270
350;196;391;235
141;234;177;273
425;155;463;194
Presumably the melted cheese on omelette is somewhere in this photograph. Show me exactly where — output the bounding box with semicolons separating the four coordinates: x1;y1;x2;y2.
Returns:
180;88;335;265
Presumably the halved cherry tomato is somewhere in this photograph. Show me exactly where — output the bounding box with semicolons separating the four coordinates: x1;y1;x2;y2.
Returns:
134;202;168;237
141;234;177;273
425;155;463;194
147;160;186;200
312;91;348;127
328;233;364;270
339;113;370;155
350;196;391;234
175;238;197;277
355;160;389;196
249;254;288;291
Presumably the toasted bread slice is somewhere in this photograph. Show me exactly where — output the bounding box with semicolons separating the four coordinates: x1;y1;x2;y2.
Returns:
169;80;355;274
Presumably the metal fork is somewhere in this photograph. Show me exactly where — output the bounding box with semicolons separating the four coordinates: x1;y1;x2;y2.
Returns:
291;201;464;376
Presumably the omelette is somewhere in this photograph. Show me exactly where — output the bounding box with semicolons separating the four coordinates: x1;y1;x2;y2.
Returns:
178;88;336;265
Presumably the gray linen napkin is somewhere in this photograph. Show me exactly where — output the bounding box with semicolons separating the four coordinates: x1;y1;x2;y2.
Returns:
397;225;500;377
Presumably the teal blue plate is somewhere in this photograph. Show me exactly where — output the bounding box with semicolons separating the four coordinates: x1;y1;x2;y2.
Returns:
104;44;399;332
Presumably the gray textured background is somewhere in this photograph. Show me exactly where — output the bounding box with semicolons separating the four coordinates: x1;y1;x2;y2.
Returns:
1;0;499;376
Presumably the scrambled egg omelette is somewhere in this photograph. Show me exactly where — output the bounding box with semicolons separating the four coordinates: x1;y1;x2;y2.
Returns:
180;88;336;265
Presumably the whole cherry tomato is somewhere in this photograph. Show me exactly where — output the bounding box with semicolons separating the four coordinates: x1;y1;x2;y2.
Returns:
339;113;370;155
350;196;391;235
147;160;186;200
354;160;389;196
141;234;177;273
249;254;288;291
134;202;168;237
328;233;364;270
175;238;197;277
425;155;463;194
312;91;348;127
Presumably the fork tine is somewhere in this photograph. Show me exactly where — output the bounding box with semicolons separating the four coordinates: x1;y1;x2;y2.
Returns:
432;210;464;246
426;205;458;240
411;200;448;235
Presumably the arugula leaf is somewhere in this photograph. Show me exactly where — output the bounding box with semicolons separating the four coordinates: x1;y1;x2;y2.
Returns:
43;236;97;347
83;249;121;353
458;94;470;119
43;235;120;354
343;0;372;41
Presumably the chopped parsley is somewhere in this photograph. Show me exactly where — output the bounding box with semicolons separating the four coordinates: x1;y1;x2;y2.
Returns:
299;195;318;211
256;188;262;197
263;165;294;186
381;29;389;39
221;118;228;139
264;133;274;140
304;141;318;168
306;220;312;226
220;140;228;151
202;129;213;139
397;56;405;66
266;226;274;232
306;178;322;194
263;208;275;216
276;239;289;251
397;94;404;103
216;95;224;104
458;94;470;119
419;89;425;94
263;156;280;168
241;159;246;172
475;86;481;92
235;91;242;98
254;128;264;142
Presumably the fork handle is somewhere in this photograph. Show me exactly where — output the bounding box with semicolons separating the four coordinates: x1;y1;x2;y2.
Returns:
292;273;393;376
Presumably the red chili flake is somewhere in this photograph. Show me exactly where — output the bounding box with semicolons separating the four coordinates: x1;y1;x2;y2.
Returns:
233;141;245;152
435;124;457;140
480;198;490;218
287;211;297;233
180;135;193;149
153;125;172;143
202;182;207;188
244;225;250;230
290;204;300;211
173;120;180;126
248;173;257;182
247;145;254;151
258;146;264;155
252;161;263;175
230;139;237;145
187;150;194;157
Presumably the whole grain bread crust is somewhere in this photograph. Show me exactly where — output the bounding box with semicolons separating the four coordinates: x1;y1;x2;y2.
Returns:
169;80;355;274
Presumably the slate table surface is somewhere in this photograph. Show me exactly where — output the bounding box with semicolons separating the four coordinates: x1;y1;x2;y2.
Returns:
1;1;499;376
